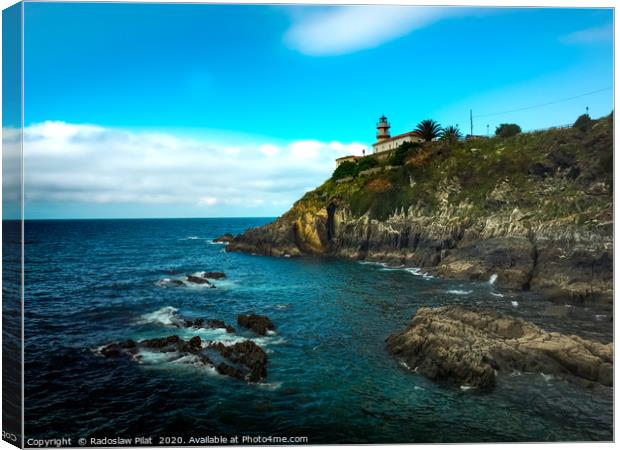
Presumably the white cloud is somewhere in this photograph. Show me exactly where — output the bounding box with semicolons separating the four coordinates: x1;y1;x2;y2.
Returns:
13;121;366;216
560;23;613;44
259;144;280;157
290;140;323;159
284;6;459;56
198;196;218;206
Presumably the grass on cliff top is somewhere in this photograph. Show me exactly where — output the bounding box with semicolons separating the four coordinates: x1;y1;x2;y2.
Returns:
299;113;613;223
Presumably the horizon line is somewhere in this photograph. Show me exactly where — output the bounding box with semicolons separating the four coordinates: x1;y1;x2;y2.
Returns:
5;216;278;221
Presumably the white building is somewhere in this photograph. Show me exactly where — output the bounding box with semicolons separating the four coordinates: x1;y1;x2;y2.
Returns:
333;116;423;166
372;115;423;155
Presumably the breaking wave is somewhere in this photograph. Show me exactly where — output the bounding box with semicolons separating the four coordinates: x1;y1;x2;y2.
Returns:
138;306;185;327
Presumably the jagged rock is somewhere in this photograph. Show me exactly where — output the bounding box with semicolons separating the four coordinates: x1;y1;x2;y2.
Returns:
386;306;613;389
186;318;235;333
436;236;535;290
141;335;192;353
186;274;215;288
209;340;268;382
237;314;275;336
188;336;202;350
213;234;234;243
98;336;268;382
216;362;244;380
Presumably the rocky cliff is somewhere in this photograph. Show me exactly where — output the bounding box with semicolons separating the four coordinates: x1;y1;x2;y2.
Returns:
228;115;613;303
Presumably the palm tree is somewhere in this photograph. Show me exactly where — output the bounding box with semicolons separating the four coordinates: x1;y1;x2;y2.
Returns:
414;119;442;142
440;125;462;143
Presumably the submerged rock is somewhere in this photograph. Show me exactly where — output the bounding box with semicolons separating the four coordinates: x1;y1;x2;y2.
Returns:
237;314;275;336
386;306;613;389
202;271;226;279
99;340;138;358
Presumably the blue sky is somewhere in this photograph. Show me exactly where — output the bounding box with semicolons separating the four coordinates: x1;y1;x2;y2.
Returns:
14;3;614;218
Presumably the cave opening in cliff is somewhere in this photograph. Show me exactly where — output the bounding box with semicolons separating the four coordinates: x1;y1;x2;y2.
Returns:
327;203;336;241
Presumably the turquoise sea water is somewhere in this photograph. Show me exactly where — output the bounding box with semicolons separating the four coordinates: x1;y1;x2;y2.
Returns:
23;218;613;444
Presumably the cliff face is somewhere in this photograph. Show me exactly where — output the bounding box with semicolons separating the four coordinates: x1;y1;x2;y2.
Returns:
228;115;613;303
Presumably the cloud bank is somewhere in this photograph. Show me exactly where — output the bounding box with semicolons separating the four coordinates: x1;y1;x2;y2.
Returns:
8;122;366;218
284;6;459;56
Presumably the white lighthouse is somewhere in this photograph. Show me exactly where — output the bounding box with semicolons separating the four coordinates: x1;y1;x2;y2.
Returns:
372;115;423;155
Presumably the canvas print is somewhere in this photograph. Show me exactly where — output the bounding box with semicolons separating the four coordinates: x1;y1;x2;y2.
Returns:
2;1;614;447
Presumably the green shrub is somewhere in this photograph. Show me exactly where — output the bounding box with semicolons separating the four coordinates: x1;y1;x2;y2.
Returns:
389;142;421;166
495;123;521;138
331;161;358;180
356;156;379;172
573;114;592;132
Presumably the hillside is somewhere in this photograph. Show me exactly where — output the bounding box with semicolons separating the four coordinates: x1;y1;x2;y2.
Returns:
228;114;613;303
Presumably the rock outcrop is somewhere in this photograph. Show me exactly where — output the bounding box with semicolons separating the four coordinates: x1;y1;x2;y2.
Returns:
237;314;275;336
386;306;613;389
98;335;267;382
186;274;216;287
184;318;235;333
208;341;268;382
227;116;613;303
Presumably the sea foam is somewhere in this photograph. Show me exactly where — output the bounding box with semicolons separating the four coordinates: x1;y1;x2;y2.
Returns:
138;306;184;327
447;289;472;295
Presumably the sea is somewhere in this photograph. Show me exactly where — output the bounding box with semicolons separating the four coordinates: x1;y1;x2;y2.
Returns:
19;218;613;444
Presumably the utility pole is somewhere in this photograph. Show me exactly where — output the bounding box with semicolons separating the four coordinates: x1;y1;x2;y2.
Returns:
486;124;489;137
470;109;473;136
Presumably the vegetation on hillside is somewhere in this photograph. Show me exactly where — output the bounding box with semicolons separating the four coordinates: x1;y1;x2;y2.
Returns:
573;113;592;132
439;125;462;143
495;123;522;138
414;119;442;141
331;156;380;181
311;113;612;223
388;142;421;166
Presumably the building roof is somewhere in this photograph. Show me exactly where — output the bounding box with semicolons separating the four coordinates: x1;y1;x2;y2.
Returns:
373;130;420;145
335;154;363;161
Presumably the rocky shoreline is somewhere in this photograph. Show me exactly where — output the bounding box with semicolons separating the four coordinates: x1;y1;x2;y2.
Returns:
226;206;612;304
224;116;613;304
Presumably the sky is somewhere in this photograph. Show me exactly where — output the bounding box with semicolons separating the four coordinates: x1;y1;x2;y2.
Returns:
7;3;615;218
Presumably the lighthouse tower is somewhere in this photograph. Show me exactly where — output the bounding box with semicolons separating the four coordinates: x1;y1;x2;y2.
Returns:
376;115;391;142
